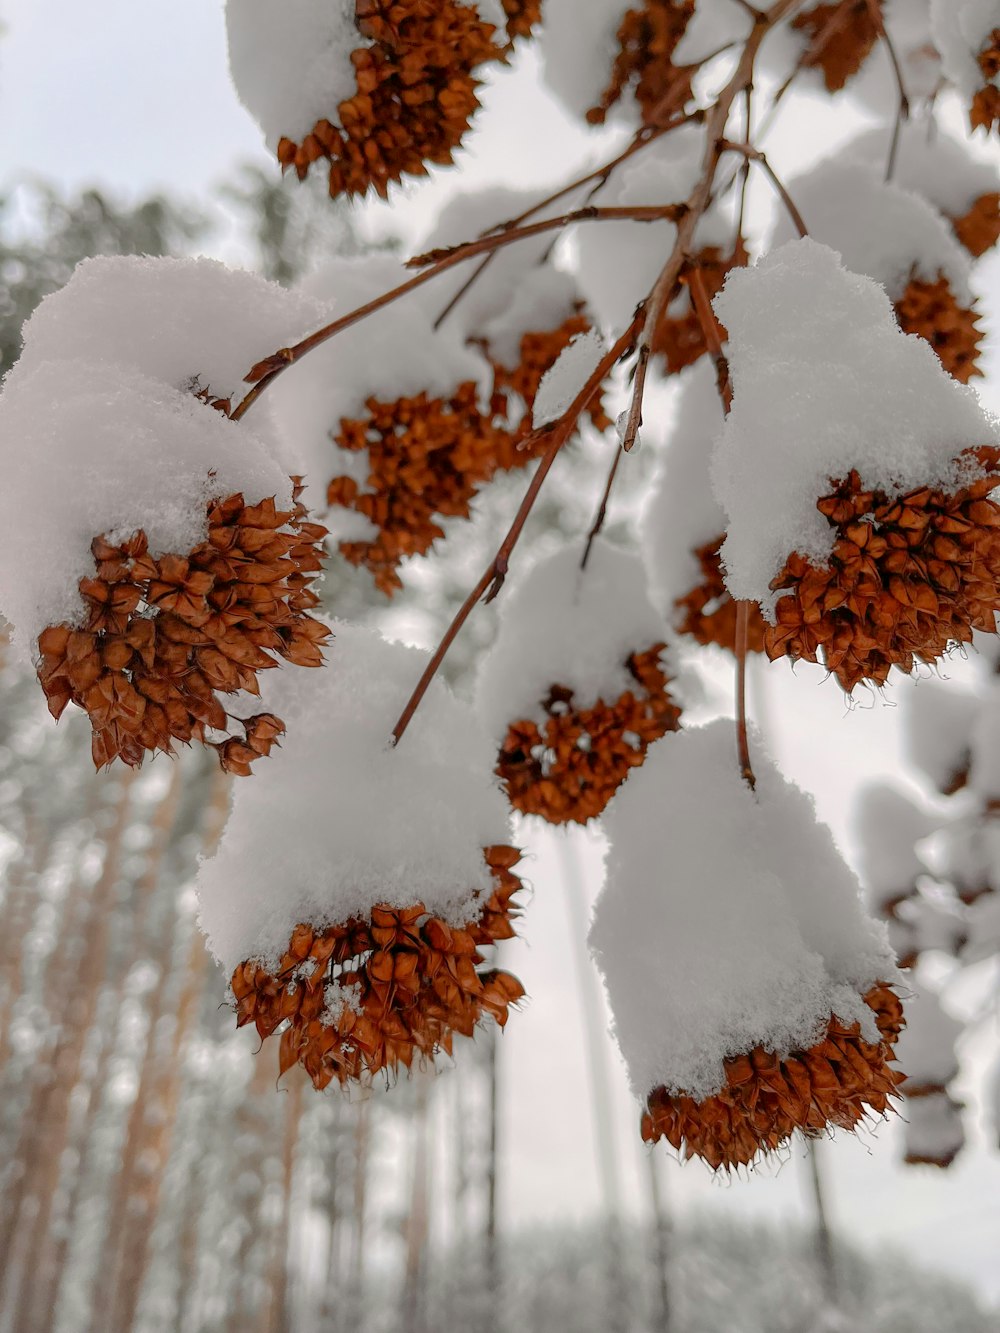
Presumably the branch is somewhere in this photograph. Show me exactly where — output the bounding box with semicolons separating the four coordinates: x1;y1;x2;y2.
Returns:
231;204;684;421
684;263;733;412
720;139;809;237
390;315;643;747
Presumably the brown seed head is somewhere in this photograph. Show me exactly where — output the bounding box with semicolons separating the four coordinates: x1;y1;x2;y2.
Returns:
970;30;1000;131
497;645;682;824
36;482;329;772
642;983;905;1171
894;275;984;385
791;0;882;93
587;0;695;127
764;447;1000;692
230;844;526;1090
950;192;1000;259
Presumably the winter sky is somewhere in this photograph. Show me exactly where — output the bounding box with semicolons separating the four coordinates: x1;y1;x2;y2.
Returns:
2;0;1000;1304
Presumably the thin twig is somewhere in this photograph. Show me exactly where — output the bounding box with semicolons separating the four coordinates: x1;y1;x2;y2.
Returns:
391;316;642;746
720;140;809;237
735;601;756;789
685;263;733;412
231;204;684;421
581;446;624;571
865;0;910;180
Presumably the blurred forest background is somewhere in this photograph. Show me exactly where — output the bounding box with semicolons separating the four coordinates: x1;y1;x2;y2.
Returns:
0;169;996;1333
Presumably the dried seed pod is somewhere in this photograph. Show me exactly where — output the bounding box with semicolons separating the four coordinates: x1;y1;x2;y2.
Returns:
643;985;904;1170
231;845;526;1089
764;449;1000;692
36;483;329;772
790;0;883;93
234;0;512;200
479;541;682;826
591;721;902;1172
894;275;984;384
500;0;543;40
587;0;696;126
951;191;1000;258
497;645;682;824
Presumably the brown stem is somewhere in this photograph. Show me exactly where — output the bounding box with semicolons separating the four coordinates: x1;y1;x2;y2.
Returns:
581;446;624;571
232;205;683;421
864;0;910;180
720;139;809;237
391;317;642;746
735;600;756;789
685;263;733;411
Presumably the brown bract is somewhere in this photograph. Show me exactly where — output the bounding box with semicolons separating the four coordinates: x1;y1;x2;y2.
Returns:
642;983;905;1171
36;483;329;772
496;645;682;825
653;243;749;376
894;275;984;385
230;845;525;1090
970;29;1000;132
501;0;542;41
765;447;1000;693
276;0;504;199
588;0;696;127
482;309;613;467
791;0;882;93
674;535;768;654
951;192;1000;258
328;382;507;595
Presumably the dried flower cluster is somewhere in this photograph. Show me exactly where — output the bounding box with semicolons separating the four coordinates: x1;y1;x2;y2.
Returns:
37;486;329;771
642;983;905;1170
496;645;682;824
765;447;1000;692
791;0;882;93
951;191;1000;258
230;845;525;1088
971;27;1000;131
500;0;543;41
894;276;984;385
276;0;505;199
674;536;768;654
588;0;695;126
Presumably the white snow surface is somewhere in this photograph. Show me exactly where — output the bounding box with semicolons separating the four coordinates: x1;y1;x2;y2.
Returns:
711;240;1000;610
772;161;973;302
15;255;325;413
539;0;632;120
844;124;999;219
641;362;728;620
533;329;609;426
197;621;513;974
903;1090;965;1161
590;720;897;1102
573;127;733;333
895;979;963;1088
476;538;667;740
0;359;293;665
853;783;935;912
673;0;753;64
226;0;364;149
270;253;489;513
481;266;585;371
849;0;941;111
903;678;978;793
931;0;1000;98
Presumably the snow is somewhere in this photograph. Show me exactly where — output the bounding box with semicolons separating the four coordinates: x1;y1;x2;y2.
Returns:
533;329;609;427
641;362;728;620
931;0;1000;99
844;124;1000;220
964;886;1000;961
226;0;366;150
196;621;514;975
903;1091;965;1163
771;161;973;302
849;0;941;111
902;678;978;794
0;359;292;665
590;719;897;1103
711;239;1000;612
932;820;1000;904
673;0;753;65
573;127;733;334
14;254;324;415
539;0;632;120
481;267;589;372
853;783;935;914
476;537;668;741
269;252;489;513
895;979;963;1089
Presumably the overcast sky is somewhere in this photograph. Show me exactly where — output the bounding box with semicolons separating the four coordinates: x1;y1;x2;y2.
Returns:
3;0;1000;1305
